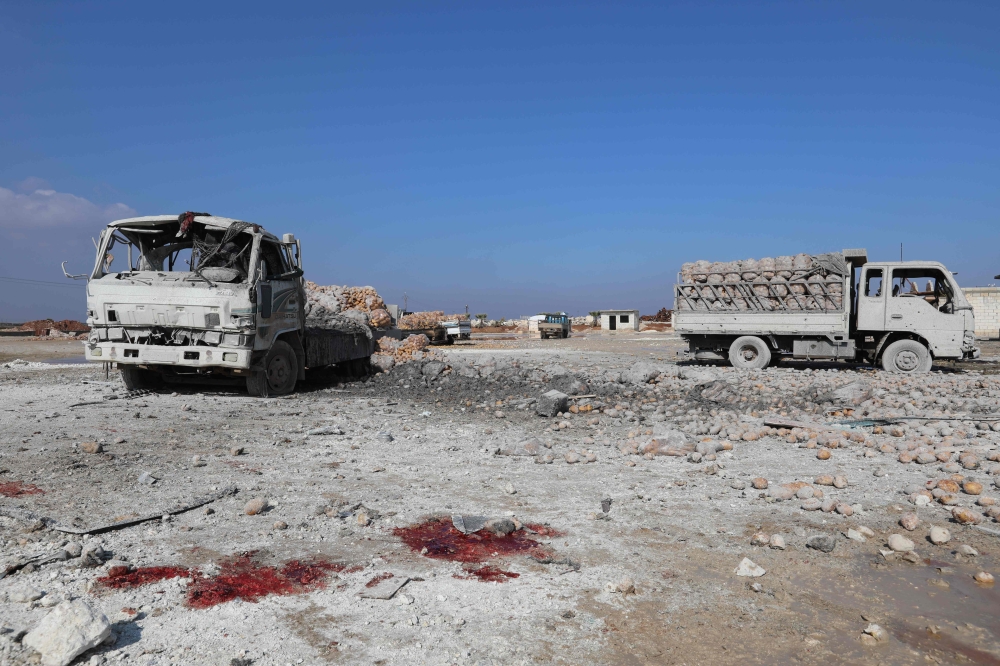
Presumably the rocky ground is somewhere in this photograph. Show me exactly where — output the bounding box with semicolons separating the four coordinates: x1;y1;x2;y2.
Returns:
3;332;1000;666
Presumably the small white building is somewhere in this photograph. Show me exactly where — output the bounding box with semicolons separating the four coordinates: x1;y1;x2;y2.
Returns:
598;309;639;332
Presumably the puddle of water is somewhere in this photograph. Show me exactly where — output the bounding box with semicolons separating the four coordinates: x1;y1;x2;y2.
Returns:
0;481;44;497
393;517;554;564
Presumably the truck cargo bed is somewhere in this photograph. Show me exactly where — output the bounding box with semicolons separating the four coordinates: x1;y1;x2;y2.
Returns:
303;327;374;368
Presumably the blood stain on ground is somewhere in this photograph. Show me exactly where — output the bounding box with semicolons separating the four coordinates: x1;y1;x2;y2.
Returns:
187;552;345;609
97;565;192;590
93;553;350;609
365;572;395;588
455;565;521;582
524;523;564;537
0;481;44;497
393;517;554;564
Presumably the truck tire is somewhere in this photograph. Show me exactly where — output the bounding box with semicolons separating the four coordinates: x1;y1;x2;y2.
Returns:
729;336;771;370
562;330;569;338
246;340;298;396
120;366;163;390
881;339;932;373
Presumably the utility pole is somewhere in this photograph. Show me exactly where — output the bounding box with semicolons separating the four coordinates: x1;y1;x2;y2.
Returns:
900;243;903;262
403;292;408;312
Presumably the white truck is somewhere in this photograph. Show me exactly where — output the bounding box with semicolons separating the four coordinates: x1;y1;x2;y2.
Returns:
674;249;979;373
74;213;377;396
441;318;472;342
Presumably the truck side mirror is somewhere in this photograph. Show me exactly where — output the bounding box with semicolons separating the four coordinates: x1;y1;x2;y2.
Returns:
258;259;268;282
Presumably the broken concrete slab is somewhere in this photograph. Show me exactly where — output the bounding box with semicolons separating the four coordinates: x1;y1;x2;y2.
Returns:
536;390;569;417
24;599;111;666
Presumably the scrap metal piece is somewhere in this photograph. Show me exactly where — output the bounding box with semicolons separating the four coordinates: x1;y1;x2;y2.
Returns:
42;485;238;535
359;574;410;600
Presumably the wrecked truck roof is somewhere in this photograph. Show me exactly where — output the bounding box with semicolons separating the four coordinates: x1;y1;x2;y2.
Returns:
109;215;280;240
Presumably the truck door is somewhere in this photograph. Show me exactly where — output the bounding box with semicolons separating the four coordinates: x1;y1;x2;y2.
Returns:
255;240;300;348
885;266;966;357
855;267;885;331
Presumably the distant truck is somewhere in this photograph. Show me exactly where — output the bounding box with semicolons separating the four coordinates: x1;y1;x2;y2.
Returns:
74;214;381;396
674;249;978;373
441;317;471;342
537;313;571;339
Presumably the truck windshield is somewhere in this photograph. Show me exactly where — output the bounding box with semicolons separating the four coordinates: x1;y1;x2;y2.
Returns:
890;268;955;312
95;220;255;283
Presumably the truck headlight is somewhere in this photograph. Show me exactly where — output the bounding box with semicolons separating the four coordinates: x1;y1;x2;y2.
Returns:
91;348;102;357
223;352;238;362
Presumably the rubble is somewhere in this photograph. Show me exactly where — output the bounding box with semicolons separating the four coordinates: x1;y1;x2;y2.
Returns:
23;599;111;666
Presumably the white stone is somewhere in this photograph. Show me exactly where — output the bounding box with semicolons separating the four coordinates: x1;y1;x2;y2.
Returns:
735;557;766;577
845;528;866;542
887;534;915;552
929;526;950;545
24;599;111;666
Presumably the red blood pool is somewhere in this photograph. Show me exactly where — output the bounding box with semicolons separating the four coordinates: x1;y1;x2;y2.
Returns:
97;566;192;590
0;481;44;497
455;565;520;582
523;523;564;537
393;518;553;563
186;553;345;609
365;572;395;588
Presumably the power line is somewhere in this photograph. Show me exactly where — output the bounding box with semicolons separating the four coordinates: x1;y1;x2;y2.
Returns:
0;276;86;288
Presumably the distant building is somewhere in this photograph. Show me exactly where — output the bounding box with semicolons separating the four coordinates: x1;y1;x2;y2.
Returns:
598;309;639;332
963;287;1000;339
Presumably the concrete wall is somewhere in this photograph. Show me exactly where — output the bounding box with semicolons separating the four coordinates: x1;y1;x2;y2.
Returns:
964;287;1000;339
599;311;640;332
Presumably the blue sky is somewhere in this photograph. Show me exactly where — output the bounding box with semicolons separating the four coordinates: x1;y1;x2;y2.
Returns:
2;1;998;321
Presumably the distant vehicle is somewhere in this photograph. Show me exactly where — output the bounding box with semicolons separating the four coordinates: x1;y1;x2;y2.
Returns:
538;312;570;339
674;248;978;373
441;317;471;342
73;214;380;396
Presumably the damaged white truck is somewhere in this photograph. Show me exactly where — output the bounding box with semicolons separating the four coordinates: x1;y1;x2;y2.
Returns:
77;213;377;395
674;249;979;373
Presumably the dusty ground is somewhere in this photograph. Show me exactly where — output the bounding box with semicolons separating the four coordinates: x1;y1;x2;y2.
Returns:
3;331;1000;666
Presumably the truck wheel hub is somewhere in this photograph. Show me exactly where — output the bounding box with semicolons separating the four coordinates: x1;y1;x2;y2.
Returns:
267;357;291;384
895;350;919;371
739;347;758;361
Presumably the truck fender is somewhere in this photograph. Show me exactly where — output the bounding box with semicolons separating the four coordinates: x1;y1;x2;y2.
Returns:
873;332;931;364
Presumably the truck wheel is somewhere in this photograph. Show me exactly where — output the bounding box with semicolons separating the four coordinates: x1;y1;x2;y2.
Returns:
246;340;298;396
562;330;569;338
729;336;771;370
120;366;163;390
881;340;932;373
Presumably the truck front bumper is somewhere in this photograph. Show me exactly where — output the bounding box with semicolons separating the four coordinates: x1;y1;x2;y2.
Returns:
85;343;252;370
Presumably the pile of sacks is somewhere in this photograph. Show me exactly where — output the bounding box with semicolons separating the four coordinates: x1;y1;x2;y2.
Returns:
399;311;445;330
372;333;435;371
304;282;392;329
677;254;845;312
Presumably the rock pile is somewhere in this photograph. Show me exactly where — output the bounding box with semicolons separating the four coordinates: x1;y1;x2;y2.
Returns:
399;311;445;330
372;334;434;370
304;282;392;329
676;253;848;312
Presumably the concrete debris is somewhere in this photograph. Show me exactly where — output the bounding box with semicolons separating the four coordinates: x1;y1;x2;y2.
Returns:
735;558;766;577
23;599;111;666
536;390;569;417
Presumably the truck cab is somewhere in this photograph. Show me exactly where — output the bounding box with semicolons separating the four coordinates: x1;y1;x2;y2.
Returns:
537;313;570;339
855;261;977;370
